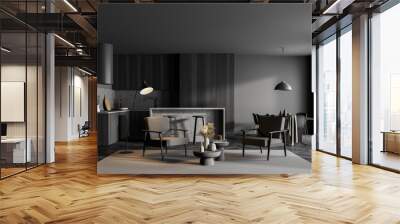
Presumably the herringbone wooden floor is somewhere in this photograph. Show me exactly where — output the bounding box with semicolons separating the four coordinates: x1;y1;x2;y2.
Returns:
1;135;400;224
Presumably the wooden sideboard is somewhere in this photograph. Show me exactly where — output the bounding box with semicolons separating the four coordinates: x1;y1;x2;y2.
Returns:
382;131;400;154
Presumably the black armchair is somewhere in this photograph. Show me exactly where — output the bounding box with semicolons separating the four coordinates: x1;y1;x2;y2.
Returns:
242;115;288;160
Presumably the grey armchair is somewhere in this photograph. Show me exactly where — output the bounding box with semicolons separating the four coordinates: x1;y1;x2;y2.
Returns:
241;115;288;160
142;116;188;160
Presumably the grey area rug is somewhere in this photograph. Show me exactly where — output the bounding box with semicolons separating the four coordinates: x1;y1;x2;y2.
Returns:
97;148;311;175
103;139;312;163
227;140;311;162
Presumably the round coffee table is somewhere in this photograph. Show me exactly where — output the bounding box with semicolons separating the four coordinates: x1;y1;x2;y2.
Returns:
193;150;221;166
212;140;229;161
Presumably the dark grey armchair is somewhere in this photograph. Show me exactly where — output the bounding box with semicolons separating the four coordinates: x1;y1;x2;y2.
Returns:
143;116;188;160
241;115;288;160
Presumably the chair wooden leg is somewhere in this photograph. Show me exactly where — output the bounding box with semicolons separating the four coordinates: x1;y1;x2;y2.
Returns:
142;142;146;157
267;138;271;160
184;144;187;157
160;140;164;160
260;146;263;154
283;132;287;157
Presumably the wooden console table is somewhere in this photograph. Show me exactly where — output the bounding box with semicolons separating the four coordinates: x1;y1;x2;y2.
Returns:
382;131;400;154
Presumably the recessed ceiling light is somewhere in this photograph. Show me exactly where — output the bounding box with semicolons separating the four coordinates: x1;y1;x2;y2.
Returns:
54;34;75;48
78;67;93;76
322;0;353;15
63;0;78;12
1;47;11;53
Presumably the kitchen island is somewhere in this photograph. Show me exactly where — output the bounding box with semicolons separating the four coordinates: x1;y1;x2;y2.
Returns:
150;108;225;143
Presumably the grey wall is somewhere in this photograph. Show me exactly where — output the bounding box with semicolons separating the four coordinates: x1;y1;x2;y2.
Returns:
98;3;311;55
234;55;311;132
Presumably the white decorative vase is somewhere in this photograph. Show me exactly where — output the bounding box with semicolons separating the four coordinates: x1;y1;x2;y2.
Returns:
200;144;205;152
204;137;210;150
211;143;217;152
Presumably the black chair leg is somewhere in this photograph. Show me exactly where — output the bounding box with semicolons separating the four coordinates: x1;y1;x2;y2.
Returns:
193;118;197;144
242;144;245;157
267;138;271;160
166;145;168;154
142;142;146;157
260;146;263;154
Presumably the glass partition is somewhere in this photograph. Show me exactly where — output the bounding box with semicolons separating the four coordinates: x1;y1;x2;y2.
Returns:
0;2;46;179
1;31;28;177
27;31;38;169
370;3;400;171
339;27;352;158
317;35;337;154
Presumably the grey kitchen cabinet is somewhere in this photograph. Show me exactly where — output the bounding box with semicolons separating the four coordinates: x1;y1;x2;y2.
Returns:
97;110;129;146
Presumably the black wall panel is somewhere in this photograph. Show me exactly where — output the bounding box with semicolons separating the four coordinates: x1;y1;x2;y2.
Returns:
179;54;235;132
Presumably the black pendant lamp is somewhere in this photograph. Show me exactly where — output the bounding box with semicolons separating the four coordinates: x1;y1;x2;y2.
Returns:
274;81;293;91
274;47;293;91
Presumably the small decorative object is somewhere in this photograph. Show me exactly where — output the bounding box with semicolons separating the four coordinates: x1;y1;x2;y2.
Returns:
97;105;100;112
217;135;223;140
200;144;205;152
200;123;215;150
207;123;215;139
204;137;210;150
103;96;112;111
211;143;217;152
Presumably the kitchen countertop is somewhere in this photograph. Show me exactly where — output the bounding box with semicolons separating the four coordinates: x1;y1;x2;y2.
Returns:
97;109;131;114
150;107;225;110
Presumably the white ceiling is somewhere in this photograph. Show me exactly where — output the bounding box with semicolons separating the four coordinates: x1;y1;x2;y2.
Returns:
98;3;312;55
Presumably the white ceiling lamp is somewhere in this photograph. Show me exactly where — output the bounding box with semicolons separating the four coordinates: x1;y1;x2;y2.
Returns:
63;0;78;12
1;47;11;53
54;34;75;48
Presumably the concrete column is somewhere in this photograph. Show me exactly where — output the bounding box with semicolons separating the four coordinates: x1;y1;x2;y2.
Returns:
311;45;317;150
352;14;369;164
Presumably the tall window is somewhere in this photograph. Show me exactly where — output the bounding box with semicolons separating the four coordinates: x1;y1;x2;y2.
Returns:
318;36;337;154
339;28;352;158
370;3;400;171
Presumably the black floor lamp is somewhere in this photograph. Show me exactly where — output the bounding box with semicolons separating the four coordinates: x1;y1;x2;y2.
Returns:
133;81;154;108
119;81;154;154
